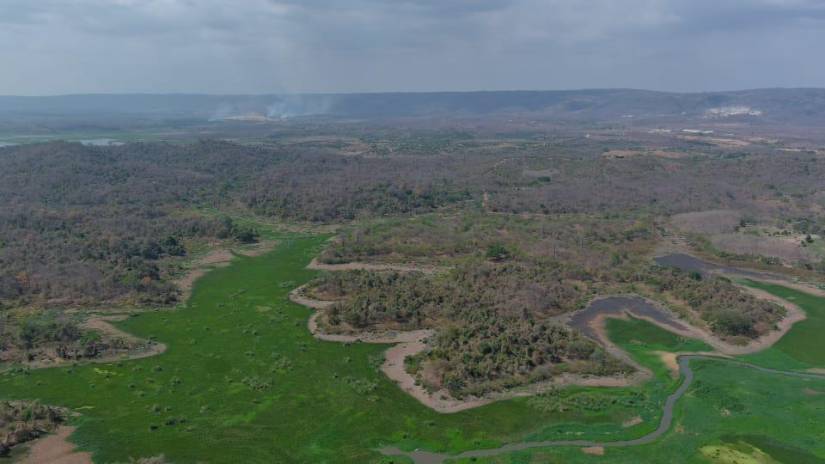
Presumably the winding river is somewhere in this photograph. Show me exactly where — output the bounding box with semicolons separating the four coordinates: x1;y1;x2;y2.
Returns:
379;253;825;464
380;355;825;464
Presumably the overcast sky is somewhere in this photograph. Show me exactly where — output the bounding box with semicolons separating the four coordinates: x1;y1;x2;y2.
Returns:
1;0;824;95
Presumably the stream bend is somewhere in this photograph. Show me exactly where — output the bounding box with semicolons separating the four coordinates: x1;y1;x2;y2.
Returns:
379;355;825;464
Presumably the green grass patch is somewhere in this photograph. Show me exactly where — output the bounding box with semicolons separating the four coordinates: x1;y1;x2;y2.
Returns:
741;280;825;369
4;244;823;463
450;287;825;463
0;237;657;463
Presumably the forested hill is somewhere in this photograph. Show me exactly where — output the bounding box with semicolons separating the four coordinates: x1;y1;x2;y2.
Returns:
1;88;824;123
3;134;825;309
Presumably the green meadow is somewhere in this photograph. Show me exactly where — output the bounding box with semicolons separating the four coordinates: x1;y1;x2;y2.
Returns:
451;296;825;463
740;280;825;370
0;237;671;463
453;349;825;463
2;238;825;463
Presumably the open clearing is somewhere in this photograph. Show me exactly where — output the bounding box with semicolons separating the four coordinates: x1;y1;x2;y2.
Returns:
3;239;825;463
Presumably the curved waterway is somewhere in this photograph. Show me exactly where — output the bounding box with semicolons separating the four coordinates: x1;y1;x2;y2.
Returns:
654;253;778;280
379;355;825;464
569;296;690;340
379;254;825;463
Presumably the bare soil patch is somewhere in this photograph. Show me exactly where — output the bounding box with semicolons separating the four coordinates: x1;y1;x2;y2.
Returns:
602;149;688;160
307;258;444;275
17;426;92;464
581;446;605;456
671;210;742;235
622;416;643;428
710;233;817;263
655;352;680;378
289;285;336;311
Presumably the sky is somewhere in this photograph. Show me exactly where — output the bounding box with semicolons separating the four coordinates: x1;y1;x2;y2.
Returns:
1;0;824;95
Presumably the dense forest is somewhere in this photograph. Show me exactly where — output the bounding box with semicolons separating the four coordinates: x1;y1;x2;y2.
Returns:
0;128;819;380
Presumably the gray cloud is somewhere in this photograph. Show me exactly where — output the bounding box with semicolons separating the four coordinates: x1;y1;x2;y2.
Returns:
0;0;823;95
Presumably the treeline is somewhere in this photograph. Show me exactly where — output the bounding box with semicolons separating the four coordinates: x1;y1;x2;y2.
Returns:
0;140;481;307
240;151;476;221
0;141;274;308
2;134;820;317
645;269;786;340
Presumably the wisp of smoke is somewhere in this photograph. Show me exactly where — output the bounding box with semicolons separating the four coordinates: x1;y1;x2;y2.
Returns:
266;95;335;119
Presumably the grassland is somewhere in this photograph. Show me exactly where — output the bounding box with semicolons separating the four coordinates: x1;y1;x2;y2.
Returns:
2;238;824;463
741;281;825;370
0;237;668;463
449;316;825;463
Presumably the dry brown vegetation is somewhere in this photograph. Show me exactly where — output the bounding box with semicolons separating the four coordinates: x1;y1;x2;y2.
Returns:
0;401;65;456
4;131;825;312
671;210;742;235
307;211;785;395
2;125;822;397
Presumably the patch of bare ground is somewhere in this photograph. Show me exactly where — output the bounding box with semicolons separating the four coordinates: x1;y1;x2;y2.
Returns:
17;426;92;464
581;446;605;456
602;150;688;160
622;416;643;428
677;135;751;148
671;210;742;235
289;285;335;311
710;233;818;263
307;258;445;275
803;388;823;396
654;352;680;378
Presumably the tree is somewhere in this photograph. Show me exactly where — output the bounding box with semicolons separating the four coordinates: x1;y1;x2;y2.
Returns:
486;243;510;261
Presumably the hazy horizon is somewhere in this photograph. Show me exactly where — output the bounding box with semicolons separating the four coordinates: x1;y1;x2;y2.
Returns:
4;86;825;99
2;1;824;96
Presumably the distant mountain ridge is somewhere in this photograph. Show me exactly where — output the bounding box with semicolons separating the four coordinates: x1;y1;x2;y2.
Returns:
1;88;824;123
